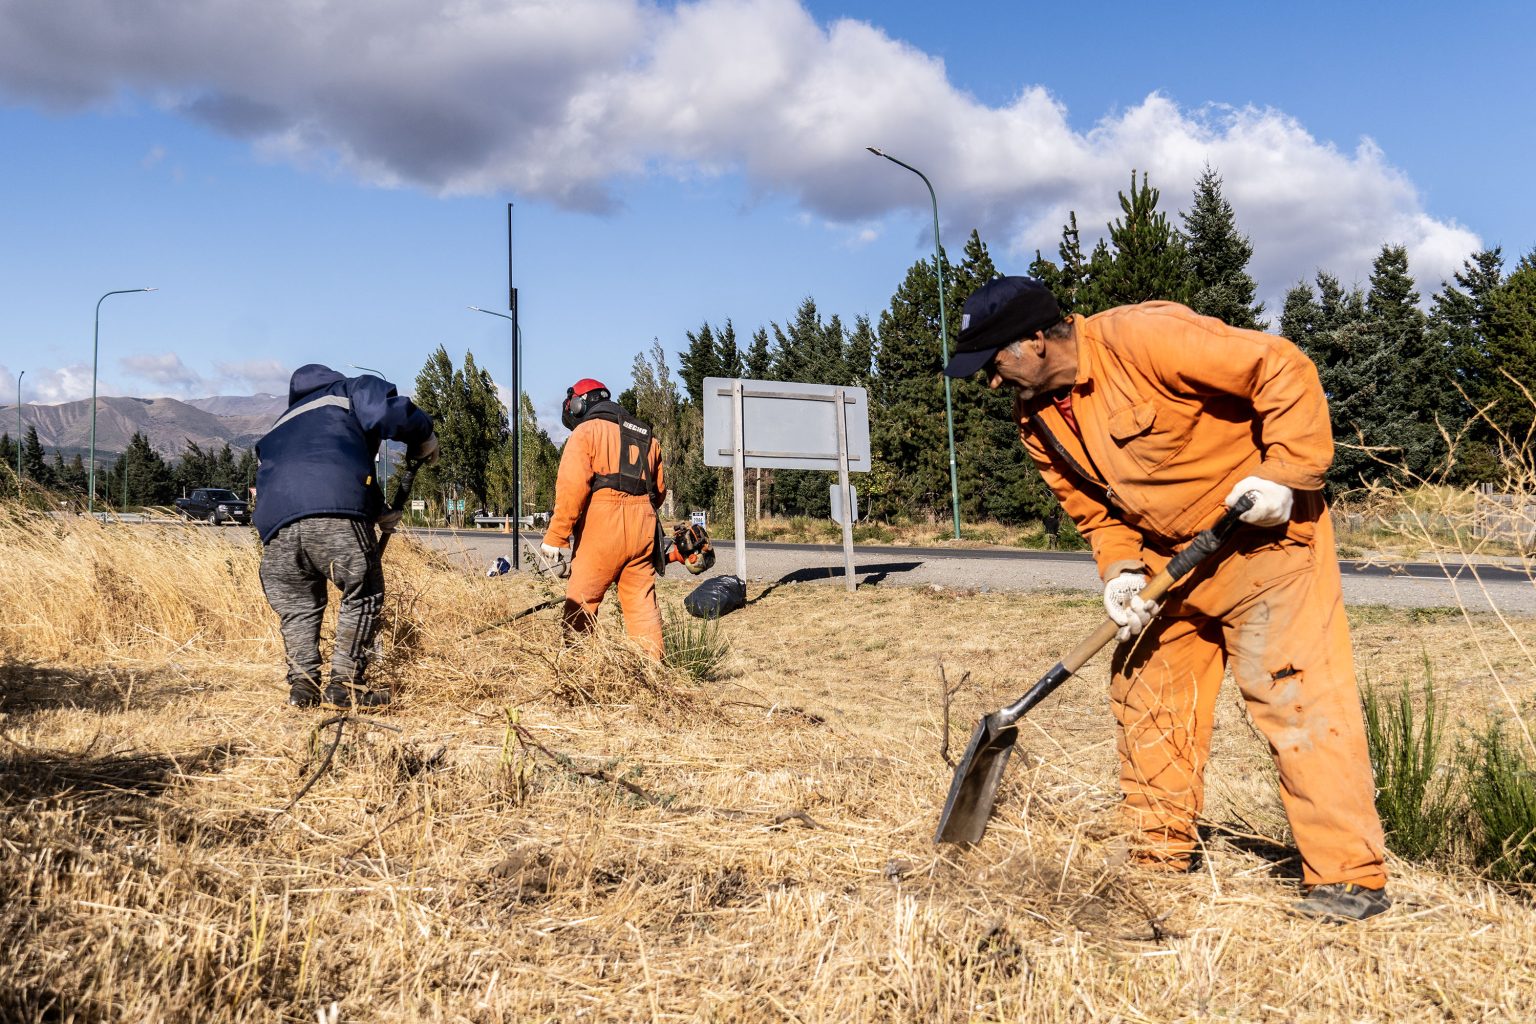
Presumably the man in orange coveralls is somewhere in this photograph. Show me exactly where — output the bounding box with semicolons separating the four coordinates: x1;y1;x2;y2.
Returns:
945;276;1389;921
539;379;667;659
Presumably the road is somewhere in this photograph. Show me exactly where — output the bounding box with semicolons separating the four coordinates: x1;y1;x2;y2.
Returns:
419;528;1536;614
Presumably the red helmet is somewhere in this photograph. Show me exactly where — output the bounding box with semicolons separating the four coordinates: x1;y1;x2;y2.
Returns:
562;378;610;429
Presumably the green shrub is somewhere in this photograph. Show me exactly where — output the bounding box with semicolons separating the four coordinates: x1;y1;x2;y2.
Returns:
1362;670;1463;862
663;610;730;682
1465;722;1536;883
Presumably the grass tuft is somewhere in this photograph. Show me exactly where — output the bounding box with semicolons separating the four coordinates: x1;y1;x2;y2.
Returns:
1363;665;1463;862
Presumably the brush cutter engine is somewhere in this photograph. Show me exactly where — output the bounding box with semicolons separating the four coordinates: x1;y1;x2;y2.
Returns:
667;522;715;575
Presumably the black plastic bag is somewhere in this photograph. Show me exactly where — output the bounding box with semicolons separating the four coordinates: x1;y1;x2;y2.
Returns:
683;575;746;619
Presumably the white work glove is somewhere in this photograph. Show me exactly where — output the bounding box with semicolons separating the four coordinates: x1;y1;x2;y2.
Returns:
376;509;404;534
408;433;441;465
537;542;571;579
1224;475;1293;527
1104;572;1159;643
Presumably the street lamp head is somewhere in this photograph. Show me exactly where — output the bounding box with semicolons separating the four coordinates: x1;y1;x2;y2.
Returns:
866;146;885;157
141;287;158;293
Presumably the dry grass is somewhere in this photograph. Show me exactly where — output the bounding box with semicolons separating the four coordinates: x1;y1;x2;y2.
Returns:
4;507;1536;1022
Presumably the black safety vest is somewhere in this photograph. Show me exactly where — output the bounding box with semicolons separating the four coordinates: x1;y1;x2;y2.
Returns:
585;403;656;497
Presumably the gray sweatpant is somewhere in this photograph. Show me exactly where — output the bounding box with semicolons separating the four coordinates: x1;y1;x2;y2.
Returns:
259;515;384;690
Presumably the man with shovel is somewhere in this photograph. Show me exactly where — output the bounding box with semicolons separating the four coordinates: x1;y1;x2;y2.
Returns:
255;364;437;710
945;277;1389;921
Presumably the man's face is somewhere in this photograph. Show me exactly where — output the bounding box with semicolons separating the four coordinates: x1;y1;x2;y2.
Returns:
985;338;1048;398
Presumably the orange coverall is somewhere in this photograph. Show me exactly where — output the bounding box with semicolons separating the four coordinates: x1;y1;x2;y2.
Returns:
543;413;667;659
1019;302;1387;889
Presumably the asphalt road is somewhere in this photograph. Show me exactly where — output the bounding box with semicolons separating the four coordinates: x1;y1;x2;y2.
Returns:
420;528;1536;614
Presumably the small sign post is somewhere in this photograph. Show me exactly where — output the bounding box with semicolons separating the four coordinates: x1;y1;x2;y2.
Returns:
704;378;871;591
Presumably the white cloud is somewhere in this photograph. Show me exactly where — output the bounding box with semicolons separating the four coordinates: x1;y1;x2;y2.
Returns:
119;352;205;394
4;363;103;404
214;359;290;395
0;0;1480;301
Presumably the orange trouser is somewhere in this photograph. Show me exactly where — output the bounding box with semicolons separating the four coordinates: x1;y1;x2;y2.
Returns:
1109;505;1387;888
564;490;663;660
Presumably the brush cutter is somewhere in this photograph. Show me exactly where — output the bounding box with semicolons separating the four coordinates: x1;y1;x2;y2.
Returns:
933;492;1255;845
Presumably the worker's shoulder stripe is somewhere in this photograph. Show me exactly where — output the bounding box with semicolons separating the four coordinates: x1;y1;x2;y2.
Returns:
270;394;351;430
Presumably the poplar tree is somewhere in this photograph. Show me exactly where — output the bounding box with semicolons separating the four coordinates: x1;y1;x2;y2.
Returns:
413;346;508;511
1181;165;1266;329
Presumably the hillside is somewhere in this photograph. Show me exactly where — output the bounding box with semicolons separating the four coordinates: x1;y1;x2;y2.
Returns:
1;394;285;457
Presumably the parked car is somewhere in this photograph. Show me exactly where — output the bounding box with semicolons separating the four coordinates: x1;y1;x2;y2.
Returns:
175;488;250;525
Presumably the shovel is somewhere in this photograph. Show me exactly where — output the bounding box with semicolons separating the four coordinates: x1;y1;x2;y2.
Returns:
934;493;1255;845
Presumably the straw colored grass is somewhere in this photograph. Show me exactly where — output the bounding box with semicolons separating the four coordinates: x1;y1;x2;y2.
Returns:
3;508;1536;1022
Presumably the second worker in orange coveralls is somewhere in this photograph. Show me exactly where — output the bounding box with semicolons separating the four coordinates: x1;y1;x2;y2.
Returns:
945;276;1390;922
540;379;667;659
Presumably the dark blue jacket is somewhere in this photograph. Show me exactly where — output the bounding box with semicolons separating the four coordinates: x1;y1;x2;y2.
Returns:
253;364;434;543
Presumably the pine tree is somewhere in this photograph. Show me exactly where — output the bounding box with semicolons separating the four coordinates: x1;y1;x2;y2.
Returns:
1083;171;1192;310
111;432;175;507
21;426;54;488
744;328;772;380
715;320;744;379
1282;272;1372;493
1181;165;1266;329
871;251;954;519
678;322;721;407
1481;250;1536;449
1428;248;1508;478
946;231;1053;524
1362;245;1447;481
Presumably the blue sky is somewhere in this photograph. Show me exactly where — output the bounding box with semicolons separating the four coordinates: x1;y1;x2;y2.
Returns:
1;0;1531;436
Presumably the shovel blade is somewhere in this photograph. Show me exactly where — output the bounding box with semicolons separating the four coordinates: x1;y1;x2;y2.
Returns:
934;713;1019;844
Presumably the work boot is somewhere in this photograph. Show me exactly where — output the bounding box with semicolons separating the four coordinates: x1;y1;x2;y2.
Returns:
323;682;393;709
1293;883;1391;922
287;681;323;708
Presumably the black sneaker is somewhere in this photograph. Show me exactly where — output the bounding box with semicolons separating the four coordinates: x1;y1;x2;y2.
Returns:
287;682;323;708
323;683;393;709
1293;883;1391;922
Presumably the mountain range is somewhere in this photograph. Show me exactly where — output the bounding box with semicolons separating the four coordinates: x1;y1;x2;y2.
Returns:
1;395;288;458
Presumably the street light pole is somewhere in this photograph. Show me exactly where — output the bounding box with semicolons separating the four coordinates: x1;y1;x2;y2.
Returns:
469;304;522;571
348;363;391;485
89;287;157;515
14;370;23;493
867;147;962;541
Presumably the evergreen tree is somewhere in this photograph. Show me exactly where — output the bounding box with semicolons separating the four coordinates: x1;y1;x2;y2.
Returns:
234;448;258;496
213;444;238;486
110;431;175;507
1428;248;1508;478
678;322;721;407
1362;244;1447;481
947;230;1053;524
1181;165;1266;329
871;251;954;518
21;426;54;488
715;320;744;380
175;439;214;495
1;432;16;486
1480;250;1536;449
1282;272;1371;492
1082;171;1192;310
744;328;772;380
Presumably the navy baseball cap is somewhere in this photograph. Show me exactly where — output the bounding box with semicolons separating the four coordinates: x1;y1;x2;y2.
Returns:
944;276;1062;377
